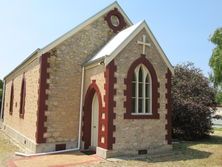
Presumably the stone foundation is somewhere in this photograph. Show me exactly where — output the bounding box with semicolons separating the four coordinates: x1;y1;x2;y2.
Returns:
1;123;78;154
96;144;172;159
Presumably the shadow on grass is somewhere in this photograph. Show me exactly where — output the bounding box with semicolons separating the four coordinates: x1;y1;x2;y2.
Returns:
124;133;222;163
183;132;222;145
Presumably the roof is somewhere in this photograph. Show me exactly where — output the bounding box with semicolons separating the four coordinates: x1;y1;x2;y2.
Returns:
4;49;40;79
87;21;143;63
4;1;132;79
40;1;132;54
86;21;174;74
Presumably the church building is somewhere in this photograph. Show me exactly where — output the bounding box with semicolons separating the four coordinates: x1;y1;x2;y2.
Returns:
0;2;174;158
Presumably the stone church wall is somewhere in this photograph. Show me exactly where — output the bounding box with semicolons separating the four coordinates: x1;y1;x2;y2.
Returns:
1;4;173;156
84;65;106;107
108;28;171;156
43;13;122;150
3;59;40;152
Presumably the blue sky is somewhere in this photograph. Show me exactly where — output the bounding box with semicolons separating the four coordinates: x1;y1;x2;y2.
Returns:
0;0;221;79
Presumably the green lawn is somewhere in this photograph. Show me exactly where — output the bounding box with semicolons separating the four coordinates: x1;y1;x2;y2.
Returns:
92;128;222;167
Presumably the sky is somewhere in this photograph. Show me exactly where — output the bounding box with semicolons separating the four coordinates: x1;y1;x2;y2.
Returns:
0;0;221;79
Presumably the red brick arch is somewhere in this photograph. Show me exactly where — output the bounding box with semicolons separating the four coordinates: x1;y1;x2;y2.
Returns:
82;80;103;149
124;54;160;119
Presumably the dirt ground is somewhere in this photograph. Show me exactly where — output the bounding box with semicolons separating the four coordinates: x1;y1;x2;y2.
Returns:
0;130;19;167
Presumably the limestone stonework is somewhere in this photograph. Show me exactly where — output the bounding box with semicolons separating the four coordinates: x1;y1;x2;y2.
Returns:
43;11;129;150
2;59;40;152
84;65;106;108
109;28;171;156
1;2;173;157
82;66;105;149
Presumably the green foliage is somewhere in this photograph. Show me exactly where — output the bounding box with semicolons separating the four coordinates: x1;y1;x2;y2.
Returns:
209;27;222;87
215;90;222;105
0;80;2;89
172;63;217;140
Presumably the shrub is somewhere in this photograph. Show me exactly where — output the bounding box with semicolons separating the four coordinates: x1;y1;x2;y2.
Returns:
172;63;216;140
215;90;222;105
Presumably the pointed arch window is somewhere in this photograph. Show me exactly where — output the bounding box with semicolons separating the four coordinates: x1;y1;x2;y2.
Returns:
19;76;26;118
131;64;151;114
9;82;14;115
124;56;159;119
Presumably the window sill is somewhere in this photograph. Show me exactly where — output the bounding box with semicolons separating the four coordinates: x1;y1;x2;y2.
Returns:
124;113;159;119
131;113;152;115
19;114;24;119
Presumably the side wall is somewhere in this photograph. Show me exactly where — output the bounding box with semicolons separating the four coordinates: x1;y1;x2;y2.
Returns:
3;58;40;152
110;28;171;156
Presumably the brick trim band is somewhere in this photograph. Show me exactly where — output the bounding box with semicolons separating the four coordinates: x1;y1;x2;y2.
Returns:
82;80;103;149
165;68;172;144
104;60;116;150
124;54;160;119
36;52;50;143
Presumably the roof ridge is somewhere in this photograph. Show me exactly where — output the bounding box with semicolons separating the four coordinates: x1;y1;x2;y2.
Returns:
85;20;144;65
85;20;174;74
40;1;133;54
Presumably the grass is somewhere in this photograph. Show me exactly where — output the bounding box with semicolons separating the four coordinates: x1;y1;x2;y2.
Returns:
214;127;222;131
91;128;222;167
0;128;222;167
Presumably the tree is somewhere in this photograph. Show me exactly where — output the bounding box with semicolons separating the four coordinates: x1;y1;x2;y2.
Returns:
0;79;2;88
209;27;222;87
215;90;222;105
172;63;216;140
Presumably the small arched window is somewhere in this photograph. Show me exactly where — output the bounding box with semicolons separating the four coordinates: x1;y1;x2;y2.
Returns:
19;76;26;118
9;82;14;115
131;64;151;114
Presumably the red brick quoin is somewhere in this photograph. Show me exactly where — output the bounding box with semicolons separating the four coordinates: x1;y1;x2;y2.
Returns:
82;80;103;149
103;60;116;150
82;60;116;150
124;54;160;119
36;52;50;143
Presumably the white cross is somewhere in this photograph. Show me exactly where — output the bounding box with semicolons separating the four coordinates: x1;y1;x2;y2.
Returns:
137;35;151;54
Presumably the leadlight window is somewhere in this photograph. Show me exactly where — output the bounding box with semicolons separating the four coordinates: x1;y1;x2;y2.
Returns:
131;64;151;114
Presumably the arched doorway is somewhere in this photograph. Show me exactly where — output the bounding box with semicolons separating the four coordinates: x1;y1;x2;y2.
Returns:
82;81;102;150
91;93;99;148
